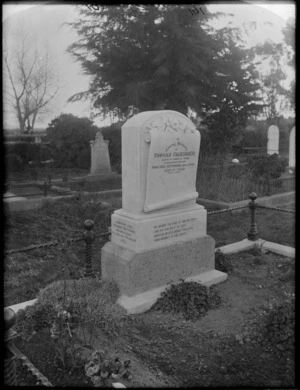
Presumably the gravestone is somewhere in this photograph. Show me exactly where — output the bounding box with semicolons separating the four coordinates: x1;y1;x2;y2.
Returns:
101;110;227;314
89;131;111;176
289;127;295;168
267;125;279;155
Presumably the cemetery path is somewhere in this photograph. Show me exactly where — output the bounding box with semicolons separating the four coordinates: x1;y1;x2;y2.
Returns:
15;249;294;387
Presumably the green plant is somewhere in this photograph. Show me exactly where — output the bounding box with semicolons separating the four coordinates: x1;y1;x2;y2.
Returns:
15;302;56;341
150;281;221;320
101;125;122;171
262;295;295;352
37;277;127;337
215;250;233;273
49;301;95;370
46;114;98;168
76;148;91;170
5;153;26;172
247;154;288;180
85;349;132;387
196;151;266;201
14;271;127;371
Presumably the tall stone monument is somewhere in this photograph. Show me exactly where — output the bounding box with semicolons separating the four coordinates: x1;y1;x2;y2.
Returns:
267;125;279;155
101;110;227;314
289;127;295;168
89;131;111;177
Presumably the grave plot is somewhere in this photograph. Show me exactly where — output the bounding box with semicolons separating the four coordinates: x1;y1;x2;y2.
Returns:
4;110;295;387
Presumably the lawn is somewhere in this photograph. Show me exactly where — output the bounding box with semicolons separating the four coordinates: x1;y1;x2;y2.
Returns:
5;166;90;183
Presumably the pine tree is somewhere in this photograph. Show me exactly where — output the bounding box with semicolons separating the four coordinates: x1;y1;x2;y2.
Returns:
67;4;263;128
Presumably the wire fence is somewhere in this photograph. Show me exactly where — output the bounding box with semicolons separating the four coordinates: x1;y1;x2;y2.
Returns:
4;195;294;258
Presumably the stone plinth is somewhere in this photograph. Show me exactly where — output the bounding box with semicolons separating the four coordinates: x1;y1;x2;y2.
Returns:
111;203;207;253
102;235;219;298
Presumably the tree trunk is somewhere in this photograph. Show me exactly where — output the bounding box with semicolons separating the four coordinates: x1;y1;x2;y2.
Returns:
19;118;26;134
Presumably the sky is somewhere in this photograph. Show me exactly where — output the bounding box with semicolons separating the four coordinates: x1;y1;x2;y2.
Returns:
2;2;295;130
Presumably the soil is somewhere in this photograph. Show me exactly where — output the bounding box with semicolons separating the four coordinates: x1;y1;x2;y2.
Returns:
14;249;295;387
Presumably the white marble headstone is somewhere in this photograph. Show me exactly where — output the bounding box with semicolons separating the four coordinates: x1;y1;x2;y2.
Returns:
289;127;295;168
267;125;279;155
90;131;111;175
101;110;227;310
111;110;206;252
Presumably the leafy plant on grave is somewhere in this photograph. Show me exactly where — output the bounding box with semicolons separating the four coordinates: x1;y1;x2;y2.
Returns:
39;276;126;330
215;250;233;273
15;302;56;342
150;281;221;320
261;294;295;352
85;349;132;387
15;272;128;370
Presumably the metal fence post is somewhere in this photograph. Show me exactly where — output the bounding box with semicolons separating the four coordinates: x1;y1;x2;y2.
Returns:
83;219;95;278
248;192;259;241
4;308;18;386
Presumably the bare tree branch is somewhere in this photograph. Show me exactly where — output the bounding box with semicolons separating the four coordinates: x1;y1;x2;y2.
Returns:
3;26;60;133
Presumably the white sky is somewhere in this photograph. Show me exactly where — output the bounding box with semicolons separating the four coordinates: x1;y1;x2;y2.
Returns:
2;2;296;22
2;2;296;129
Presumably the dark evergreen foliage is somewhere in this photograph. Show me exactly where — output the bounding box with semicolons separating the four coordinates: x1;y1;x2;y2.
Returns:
46;114;99;168
67;4;263;144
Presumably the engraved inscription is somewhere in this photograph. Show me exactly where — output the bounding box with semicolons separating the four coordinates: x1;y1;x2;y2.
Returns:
153;217;197;242
151;148;196;175
114;221;136;243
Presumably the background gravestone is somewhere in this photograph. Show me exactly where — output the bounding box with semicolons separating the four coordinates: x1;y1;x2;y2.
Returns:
267;125;279;155
101;110;227;314
289;127;295;168
89;131;111;176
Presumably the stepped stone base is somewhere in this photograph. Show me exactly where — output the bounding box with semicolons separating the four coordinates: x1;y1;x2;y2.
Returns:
101;235;227;313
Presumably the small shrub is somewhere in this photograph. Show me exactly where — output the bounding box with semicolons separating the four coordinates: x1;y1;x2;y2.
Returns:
150;281;221;320
247;154;288;180
215;250;233;273
15;277;128;370
15;302;56;341
262;295;295;352
5;153;26;172
37;277;126;336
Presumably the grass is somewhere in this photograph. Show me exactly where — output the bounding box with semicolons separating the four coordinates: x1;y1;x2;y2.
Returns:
4;193;294;307
5;166;90;183
53;176;122;192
